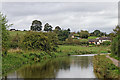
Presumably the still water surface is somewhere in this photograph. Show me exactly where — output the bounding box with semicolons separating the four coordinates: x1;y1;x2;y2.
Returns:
4;54;97;78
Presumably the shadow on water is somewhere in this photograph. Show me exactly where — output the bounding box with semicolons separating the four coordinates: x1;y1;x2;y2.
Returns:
2;55;96;79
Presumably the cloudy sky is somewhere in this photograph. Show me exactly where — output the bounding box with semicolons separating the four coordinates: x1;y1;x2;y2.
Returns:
2;2;118;33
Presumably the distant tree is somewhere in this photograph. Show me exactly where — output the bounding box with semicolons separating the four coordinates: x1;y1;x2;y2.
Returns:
44;23;53;32
77;31;80;34
31;20;42;31
108;32;115;38
91;30;106;37
93;30;101;37
55;26;61;31
67;28;70;32
113;25;120;35
57;30;70;41
79;30;89;39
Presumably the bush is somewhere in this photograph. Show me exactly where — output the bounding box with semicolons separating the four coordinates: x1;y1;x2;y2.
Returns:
101;41;111;46
65;38;89;46
22;32;58;52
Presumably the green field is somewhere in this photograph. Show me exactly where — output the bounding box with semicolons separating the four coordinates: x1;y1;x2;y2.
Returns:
88;36;98;39
58;45;110;55
9;31;27;36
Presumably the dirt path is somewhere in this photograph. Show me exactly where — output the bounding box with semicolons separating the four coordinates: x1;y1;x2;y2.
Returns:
106;55;120;67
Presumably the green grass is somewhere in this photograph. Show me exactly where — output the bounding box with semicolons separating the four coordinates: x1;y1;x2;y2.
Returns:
58;45;110;54
93;55;120;78
9;31;27;37
88;36;98;39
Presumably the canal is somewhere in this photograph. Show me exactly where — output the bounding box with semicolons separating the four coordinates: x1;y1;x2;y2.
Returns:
3;54;97;79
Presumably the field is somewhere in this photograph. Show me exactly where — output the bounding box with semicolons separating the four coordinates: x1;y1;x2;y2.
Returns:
9;31;27;37
88;36;98;39
58;45;110;54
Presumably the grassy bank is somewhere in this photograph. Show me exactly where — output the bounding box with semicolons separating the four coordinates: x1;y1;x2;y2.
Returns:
58;45;110;55
93;55;120;78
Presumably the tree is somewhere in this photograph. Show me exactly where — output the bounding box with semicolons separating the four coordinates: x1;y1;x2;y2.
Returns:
0;13;11;52
108;32;115;38
55;26;61;31
91;30;106;37
111;25;120;57
31;20;42;31
113;25;120;35
57;30;70;41
44;23;53;32
93;30;101;37
79;30;89;39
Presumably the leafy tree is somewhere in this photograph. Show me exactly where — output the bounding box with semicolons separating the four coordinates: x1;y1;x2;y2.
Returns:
31;20;42;31
55;26;61;31
79;30;89;38
111;25;120;57
57;29;70;41
67;28;70;32
93;30;101;37
113;25;120;35
108;32;115;38
0;13;11;52
44;23;52;32
91;30;106;37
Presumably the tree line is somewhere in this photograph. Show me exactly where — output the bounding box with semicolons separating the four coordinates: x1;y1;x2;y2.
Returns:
1;13;120;57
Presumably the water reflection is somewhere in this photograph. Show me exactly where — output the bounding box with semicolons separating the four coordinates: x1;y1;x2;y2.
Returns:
3;55;96;79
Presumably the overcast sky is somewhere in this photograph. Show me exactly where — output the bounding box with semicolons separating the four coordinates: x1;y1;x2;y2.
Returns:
2;2;118;33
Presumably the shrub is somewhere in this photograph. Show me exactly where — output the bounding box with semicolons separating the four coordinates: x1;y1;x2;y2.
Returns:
22;32;58;52
101;41;111;46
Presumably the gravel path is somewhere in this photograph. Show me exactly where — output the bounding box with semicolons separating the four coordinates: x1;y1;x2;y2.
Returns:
106;55;120;67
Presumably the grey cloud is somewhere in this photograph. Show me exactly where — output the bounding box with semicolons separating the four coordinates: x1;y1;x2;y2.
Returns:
2;2;118;33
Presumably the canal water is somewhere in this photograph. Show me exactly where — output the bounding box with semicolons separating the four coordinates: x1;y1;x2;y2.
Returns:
3;54;97;79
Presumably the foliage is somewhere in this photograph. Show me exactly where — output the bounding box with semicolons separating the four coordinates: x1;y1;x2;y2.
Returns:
79;30;89;38
93;55;120;78
30;20;42;31
22;32;58;52
111;25;120;57
101;41;111;46
9;33;21;49
57;29;70;41
44;23;52;32
90;30;106;37
110;53;120;61
55;26;61;31
45;32;59;51
108;32;115;38
0;13;11;52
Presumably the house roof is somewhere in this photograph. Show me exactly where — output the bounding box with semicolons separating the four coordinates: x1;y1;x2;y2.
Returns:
88;39;99;42
99;37;111;40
